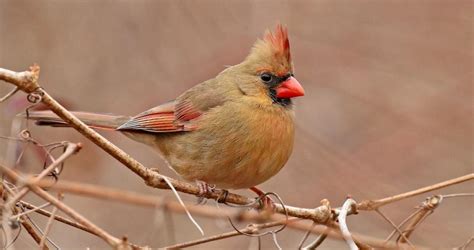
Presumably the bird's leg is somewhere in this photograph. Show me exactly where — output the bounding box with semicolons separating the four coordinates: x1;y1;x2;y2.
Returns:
250;186;275;210
195;180;215;204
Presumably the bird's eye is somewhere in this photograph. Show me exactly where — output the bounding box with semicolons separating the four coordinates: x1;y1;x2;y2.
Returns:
260;73;273;83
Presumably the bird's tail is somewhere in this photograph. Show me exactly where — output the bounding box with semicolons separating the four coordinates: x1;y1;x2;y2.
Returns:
24;111;131;131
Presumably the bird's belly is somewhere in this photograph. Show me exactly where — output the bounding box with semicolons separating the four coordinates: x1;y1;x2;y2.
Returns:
153;105;295;189
160;133;293;189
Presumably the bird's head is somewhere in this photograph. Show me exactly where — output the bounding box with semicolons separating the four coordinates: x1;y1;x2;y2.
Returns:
231;24;305;107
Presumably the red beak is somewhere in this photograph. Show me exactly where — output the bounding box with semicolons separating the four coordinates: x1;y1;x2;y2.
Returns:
275;77;305;98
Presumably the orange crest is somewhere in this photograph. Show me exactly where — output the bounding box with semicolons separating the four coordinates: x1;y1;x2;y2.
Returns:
264;24;291;63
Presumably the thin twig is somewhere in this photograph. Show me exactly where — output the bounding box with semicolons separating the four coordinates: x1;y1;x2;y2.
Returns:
24;214;60;249
18;200;97;236
374;208;415;248
398;195;441;243
304;228;329;249
4;142;80;210
442;193;474;199
1;164;123;248
0;86;19;102
358;174;474;210
164;219;295;249
39;197;60;249
297;221;315;249
19;216;49;250
271;231;282;250
10;202;51;221
161;175;203;235
286;220;424;249
337;199;357;250
384;207;423;242
454;236;473;250
7;195;49;250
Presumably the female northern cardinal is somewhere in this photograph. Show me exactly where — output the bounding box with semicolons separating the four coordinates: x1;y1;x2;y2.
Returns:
29;25;304;196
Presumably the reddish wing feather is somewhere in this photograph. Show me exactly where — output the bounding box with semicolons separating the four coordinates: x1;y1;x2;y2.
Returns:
117;100;201;133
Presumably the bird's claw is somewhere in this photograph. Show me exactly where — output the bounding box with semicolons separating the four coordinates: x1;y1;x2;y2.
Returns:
196;181;215;205
257;195;276;211
250;186;276;211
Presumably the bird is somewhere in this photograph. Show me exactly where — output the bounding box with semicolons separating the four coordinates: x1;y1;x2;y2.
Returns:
27;24;304;200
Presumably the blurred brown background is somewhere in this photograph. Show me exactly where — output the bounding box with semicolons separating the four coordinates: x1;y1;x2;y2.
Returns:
1;0;472;249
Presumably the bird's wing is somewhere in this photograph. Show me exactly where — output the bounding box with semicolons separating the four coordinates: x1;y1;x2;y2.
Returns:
117;78;238;133
116;99;202;133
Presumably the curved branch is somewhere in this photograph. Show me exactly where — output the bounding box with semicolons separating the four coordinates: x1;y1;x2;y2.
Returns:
338;199;357;250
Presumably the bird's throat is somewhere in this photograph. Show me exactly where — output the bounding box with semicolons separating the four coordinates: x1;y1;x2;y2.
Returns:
269;89;293;107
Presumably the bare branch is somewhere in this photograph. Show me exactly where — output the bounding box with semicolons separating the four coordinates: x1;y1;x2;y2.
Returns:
0;65;40;93
39;194;61;248
164;219;296;249
19;216;49;250
10;202;51;221
384;207;423;242
303;227;329;249
398;195;441;243
33;179;268;221
3;183;48;249
375;208;415;248
338;199;357;250
358;173;474;210
454;236;473;250
442;193;474;199
297;221;315;248
18;200;97;236
1;164;123;248
282;219;425;249
4;142;80;210
0;86;19;103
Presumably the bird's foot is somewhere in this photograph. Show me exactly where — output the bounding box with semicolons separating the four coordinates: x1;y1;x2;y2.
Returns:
250;186;276;211
195;180;216;205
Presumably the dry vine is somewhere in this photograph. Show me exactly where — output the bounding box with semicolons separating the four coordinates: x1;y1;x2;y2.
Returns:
0;65;472;249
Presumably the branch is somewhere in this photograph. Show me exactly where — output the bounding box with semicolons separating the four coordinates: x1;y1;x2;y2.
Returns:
303;227;329;249
164;219;298;249
455;236;473;250
338;199;357;250
0;66;40;93
18;200;97;237
11;177;394;248
281;219;424;249
20;216;49;250
33;179;275;222
3;181;49;249
0;164;123;248
398;195;441;243
375;208;415;248
358;173;474;210
4;142;80;210
39;194;61;249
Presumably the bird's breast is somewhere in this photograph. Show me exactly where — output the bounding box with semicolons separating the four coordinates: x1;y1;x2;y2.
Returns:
153;100;295;189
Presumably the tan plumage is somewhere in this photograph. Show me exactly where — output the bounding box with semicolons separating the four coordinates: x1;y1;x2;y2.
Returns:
27;24;304;190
